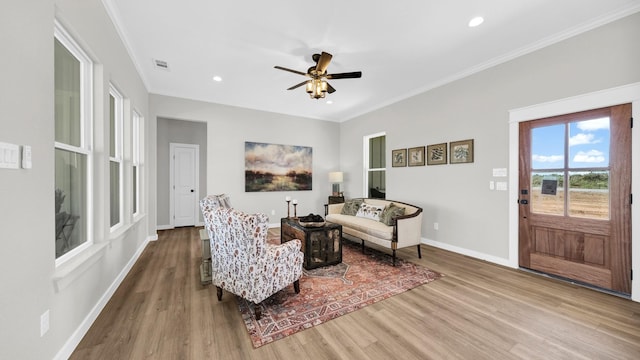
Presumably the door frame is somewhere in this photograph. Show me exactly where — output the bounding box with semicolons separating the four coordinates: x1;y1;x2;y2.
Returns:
169;142;200;228
509;82;640;301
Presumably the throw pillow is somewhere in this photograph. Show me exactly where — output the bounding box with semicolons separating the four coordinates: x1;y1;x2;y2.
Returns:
379;203;406;226
341;199;363;216
355;203;385;221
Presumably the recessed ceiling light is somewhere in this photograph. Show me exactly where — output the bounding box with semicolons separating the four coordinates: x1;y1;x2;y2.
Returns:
212;75;222;82
468;16;484;27
326;100;333;105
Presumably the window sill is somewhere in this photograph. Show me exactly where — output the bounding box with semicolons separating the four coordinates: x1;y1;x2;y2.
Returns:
52;242;108;292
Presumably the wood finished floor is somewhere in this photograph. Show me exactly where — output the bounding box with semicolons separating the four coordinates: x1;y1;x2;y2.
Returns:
71;227;640;359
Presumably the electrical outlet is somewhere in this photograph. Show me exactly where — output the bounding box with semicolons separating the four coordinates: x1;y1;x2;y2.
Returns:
433;222;439;230
271;209;275;215
40;310;49;337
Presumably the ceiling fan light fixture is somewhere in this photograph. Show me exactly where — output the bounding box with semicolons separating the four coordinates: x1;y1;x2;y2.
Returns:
319;80;328;93
275;51;362;99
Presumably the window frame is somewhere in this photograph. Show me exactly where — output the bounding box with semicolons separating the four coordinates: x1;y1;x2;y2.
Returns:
54;21;94;266
132;110;142;218
363;132;386;197
109;85;124;231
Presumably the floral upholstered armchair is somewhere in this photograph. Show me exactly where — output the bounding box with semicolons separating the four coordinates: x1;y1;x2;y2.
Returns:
202;206;303;320
200;193;232;212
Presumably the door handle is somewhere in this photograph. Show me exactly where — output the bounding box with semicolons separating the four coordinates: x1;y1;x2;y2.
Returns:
190;189;195;193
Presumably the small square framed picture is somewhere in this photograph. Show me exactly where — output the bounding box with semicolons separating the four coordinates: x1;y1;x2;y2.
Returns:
392;149;407;167
408;146;425;166
449;139;474;164
426;143;447;165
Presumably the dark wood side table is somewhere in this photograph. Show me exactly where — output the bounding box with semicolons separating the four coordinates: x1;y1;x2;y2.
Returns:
328;195;345;204
281;218;342;270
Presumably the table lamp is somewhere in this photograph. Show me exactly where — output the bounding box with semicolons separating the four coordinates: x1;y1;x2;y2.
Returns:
328;171;343;196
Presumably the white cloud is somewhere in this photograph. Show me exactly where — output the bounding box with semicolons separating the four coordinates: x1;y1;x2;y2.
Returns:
569;133;597;146
573;150;605;163
532;154;563;163
577;117;609;131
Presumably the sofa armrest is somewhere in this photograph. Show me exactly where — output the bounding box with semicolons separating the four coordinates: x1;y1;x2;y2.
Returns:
394;209;423;248
325;203;344;216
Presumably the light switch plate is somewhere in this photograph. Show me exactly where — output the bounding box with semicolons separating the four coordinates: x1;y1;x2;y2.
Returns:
22;145;32;169
0;141;20;169
492;168;508;177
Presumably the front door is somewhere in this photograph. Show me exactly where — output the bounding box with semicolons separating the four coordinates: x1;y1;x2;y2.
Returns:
518;104;632;294
171;143;199;227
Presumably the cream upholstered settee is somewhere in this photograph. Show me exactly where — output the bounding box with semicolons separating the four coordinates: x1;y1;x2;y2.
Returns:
201;200;303;320
325;198;423;265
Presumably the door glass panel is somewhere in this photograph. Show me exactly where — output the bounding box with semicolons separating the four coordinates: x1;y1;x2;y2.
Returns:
569;171;609;219
568;117;610;168
531;172;564;216
531;124;564;170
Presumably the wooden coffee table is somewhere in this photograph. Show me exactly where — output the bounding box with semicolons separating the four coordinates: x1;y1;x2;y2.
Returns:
280;217;342;270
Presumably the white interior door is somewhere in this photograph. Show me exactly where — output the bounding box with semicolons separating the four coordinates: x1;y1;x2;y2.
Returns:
171;143;199;227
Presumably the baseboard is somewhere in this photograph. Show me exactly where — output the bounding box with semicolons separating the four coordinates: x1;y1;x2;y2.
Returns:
422;238;516;269
54;236;151;360
157;224;173;230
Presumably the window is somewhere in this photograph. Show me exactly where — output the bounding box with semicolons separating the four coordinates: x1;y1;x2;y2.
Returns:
132;110;142;217
54;22;93;263
109;86;124;229
530;117;611;220
364;133;386;198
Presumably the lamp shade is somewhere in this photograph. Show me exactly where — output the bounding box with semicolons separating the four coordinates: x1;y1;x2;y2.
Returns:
328;171;343;183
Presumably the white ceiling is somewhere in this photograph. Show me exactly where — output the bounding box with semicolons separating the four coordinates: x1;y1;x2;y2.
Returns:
104;0;640;122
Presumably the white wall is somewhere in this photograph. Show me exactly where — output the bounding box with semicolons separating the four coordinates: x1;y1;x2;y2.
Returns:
340;12;640;284
149;95;341;226
0;1;151;359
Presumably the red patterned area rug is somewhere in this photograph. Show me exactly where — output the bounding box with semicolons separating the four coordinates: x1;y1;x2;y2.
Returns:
237;236;443;348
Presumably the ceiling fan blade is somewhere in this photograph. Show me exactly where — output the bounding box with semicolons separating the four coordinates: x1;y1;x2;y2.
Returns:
287;80;310;90
315;52;333;74
326;82;336;94
326;71;362;79
274;66;309;77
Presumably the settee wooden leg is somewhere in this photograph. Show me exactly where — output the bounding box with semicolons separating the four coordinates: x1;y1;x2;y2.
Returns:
392;250;396;266
293;279;300;294
361;240;365;254
417;244;422;259
254;303;262;320
216;286;223;301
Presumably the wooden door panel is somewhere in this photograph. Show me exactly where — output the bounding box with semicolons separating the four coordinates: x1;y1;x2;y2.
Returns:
519;103;631;294
530;253;612;289
584;235;606;266
534;227;564;257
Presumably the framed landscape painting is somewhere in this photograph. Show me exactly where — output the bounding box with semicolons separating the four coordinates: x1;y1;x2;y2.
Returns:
392;149;407;167
426;143;447;165
449;139;474;164
408;146;425;166
244;141;312;191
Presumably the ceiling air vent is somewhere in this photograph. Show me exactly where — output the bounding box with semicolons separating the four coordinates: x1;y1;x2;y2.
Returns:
154;59;170;71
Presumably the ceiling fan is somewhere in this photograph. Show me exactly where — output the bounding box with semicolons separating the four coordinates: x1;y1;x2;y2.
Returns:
274;51;362;99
